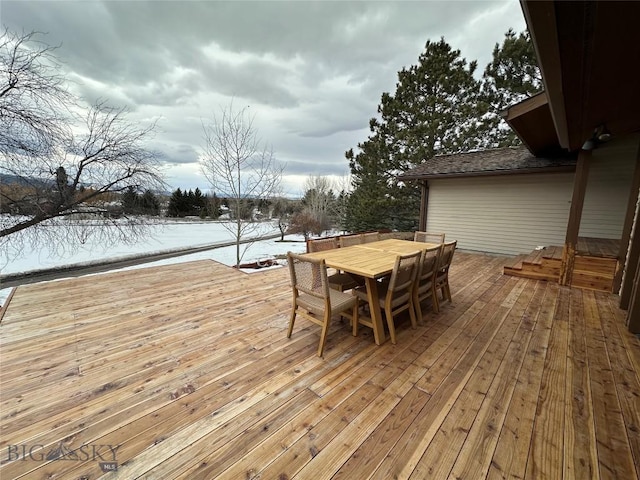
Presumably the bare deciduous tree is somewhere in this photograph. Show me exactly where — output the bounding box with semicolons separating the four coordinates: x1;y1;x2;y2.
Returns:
0;29;166;261
271;196;299;241
0;29;72;162
200;104;283;265
302;176;333;224
300;175;340;234
288;210;323;241
333;174;352;233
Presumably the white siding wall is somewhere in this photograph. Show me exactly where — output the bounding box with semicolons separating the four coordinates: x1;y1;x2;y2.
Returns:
426;173;574;255
579;136;639;238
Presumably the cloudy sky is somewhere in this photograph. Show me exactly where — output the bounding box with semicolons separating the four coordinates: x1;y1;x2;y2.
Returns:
2;0;526;197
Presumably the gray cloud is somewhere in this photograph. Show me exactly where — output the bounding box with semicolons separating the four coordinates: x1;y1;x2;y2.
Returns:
152;143;200;165
2;0;526;195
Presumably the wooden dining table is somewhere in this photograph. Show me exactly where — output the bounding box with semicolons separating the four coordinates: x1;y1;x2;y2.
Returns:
303;238;440;345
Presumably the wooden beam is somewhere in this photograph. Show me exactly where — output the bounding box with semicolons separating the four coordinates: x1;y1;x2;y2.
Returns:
419;181;429;231
614;141;640;294
502;91;548;121
560;149;591;286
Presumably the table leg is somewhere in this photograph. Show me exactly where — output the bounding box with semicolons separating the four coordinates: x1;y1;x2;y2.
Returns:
365;277;386;345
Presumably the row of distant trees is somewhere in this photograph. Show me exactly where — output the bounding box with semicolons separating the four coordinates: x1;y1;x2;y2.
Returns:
121;187;160;216
162;175;350;241
165;188;276;220
166;188;210;218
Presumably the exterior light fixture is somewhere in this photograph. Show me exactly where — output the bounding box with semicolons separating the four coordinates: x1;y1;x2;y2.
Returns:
595;124;613;142
583;124;613;150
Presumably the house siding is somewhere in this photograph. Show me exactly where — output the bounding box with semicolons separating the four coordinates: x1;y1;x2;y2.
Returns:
426;173;575;255
579;136;639;238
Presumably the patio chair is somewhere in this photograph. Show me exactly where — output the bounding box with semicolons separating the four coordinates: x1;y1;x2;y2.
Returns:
352;250;421;344
287;252;359;357
433;240;457;312
391;231;414;240
308;238;359;291
339;234;364;247
362;232;380;243
308;237;338;252
414;231;445;244
412;244;443;322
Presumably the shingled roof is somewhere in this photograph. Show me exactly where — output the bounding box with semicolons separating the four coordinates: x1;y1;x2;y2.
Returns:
399;145;577;180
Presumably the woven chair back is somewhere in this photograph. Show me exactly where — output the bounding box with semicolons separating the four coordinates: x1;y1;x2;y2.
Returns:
287;253;328;299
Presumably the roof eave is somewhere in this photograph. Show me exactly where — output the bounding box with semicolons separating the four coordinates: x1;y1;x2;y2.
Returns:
399;164;576;181
502;92;564;156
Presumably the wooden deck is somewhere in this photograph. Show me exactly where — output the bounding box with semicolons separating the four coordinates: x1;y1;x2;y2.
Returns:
1;252;639;479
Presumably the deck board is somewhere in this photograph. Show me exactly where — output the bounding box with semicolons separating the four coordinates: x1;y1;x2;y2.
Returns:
583;290;637;479
487;280;551;480
595;291;640;479
563;288;600;479
1;254;638;479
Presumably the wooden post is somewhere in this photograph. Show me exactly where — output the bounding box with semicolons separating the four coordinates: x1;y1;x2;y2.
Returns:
615;142;640;295
419;181;429;231
627;252;640;332
560;149;591;286
621;196;640;309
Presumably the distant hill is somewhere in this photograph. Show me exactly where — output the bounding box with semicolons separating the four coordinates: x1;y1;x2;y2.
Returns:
0;173;52;188
0;173;171;197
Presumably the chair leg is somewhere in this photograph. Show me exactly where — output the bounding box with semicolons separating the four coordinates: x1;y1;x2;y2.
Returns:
287;305;296;338
385;307;397;344
317;311;332;357
432;287;440;313
351;302;359;337
408;299;418;330
443;279;452;302
413;291;423;324
352;302;359;337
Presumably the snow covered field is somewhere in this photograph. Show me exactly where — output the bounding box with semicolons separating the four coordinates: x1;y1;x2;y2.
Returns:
0;220;309;306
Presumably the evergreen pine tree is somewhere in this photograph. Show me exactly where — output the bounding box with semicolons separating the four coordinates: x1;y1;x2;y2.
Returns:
140;190;160;215
478;29;543;147
192;187;205;215
122;186;140;214
346;38;480;231
167;188;185;217
345;131;395;232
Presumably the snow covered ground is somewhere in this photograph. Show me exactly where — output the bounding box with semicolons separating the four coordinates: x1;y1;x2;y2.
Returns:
0;220;309;307
1;220;286;274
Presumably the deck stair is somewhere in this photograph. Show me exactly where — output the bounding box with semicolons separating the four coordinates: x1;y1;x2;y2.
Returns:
503;238;619;293
503;246;563;282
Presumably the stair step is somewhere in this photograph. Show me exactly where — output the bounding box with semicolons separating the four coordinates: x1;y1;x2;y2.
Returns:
503;254;527;270
541;245;564;260
528;248;549;264
503;268;558;281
